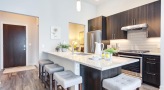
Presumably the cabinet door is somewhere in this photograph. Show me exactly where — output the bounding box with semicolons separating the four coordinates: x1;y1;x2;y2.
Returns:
138;5;147;24
127;9;135;25
88;17;101;31
120;11;128;39
143;55;160;87
147;1;161;37
131;8;139;25
96;17;103;30
112;14;119;39
88;19;96;31
106;16;113;40
143;72;160;87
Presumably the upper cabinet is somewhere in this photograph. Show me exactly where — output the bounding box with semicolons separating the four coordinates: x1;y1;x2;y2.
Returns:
107;13;127;40
106;0;161;40
88;16;107;40
147;1;161;37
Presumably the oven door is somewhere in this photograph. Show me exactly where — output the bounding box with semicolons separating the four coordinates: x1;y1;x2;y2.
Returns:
119;55;142;78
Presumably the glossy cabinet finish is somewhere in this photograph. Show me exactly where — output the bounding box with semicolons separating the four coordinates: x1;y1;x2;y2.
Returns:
143;55;160;87
88;16;106;40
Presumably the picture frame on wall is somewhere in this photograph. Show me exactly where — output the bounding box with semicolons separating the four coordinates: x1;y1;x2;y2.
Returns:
51;26;61;39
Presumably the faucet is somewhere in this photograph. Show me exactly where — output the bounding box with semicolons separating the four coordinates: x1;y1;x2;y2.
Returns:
72;41;76;55
72;44;74;55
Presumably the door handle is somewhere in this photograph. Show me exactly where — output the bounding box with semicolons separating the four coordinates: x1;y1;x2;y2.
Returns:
146;62;156;64
23;45;26;50
146;58;156;61
112;34;113;39
146;72;156;76
114;34;115;39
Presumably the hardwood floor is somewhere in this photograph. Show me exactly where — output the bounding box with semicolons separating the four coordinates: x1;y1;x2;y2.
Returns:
0;68;159;90
0;69;45;90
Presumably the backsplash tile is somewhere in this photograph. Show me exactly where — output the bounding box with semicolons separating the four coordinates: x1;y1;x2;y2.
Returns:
110;30;160;52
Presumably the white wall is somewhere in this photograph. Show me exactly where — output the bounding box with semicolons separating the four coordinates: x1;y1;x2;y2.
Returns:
160;0;164;90
0;0;97;68
97;0;158;16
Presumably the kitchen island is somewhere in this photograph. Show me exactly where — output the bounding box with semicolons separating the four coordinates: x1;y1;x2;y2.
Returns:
43;51;139;90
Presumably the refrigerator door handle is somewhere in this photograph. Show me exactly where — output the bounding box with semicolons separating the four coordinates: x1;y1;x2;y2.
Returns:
90;33;94;53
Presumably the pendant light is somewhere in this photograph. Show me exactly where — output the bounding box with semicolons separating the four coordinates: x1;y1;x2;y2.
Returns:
77;0;81;12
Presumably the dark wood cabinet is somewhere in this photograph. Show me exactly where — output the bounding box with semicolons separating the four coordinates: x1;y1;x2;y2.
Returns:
147;1;161;37
80;64;121;90
138;5;148;24
107;14;127;40
106;1;160;40
88;16;106;40
143;55;160;87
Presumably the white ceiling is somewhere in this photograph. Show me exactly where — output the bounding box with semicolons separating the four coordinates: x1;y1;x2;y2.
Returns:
83;0;109;6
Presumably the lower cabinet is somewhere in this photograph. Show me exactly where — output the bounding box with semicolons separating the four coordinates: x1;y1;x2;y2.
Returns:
143;55;160;87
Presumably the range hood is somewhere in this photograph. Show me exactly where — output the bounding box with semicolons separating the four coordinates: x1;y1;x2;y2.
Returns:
121;23;148;31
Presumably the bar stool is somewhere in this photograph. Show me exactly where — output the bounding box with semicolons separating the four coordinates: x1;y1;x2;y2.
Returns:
103;73;141;90
54;70;82;90
38;59;54;82
44;64;64;90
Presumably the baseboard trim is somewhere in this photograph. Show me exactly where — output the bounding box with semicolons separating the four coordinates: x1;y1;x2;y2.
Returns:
160;85;164;90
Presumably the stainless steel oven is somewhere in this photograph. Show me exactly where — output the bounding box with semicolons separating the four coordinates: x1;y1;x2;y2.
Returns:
119;54;142;78
118;50;149;78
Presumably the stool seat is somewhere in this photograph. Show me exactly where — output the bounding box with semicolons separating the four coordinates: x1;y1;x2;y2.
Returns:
45;64;64;74
54;70;82;89
39;59;54;66
103;74;141;90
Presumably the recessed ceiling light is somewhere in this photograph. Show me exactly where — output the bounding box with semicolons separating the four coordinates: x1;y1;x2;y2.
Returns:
95;0;99;1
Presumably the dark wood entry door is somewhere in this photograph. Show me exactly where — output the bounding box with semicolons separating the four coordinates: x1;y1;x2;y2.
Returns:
3;24;26;68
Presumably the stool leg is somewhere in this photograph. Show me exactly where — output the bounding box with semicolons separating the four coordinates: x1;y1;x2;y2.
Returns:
54;81;57;90
79;83;82;90
39;64;41;79
50;74;53;90
44;71;47;88
136;88;140;90
42;66;44;82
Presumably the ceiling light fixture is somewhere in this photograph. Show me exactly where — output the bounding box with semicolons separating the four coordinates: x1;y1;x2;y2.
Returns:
77;0;81;12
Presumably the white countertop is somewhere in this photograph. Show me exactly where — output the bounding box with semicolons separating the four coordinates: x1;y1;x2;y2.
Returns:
143;52;160;56
43;51;139;71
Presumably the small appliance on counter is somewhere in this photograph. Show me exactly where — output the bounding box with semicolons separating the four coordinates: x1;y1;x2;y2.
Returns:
94;42;104;55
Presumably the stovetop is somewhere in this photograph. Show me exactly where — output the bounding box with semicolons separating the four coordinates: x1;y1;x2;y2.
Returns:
119;50;150;54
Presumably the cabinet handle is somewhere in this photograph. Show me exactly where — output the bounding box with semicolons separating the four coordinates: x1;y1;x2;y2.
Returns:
112;34;113;39
114;34;115;39
146;58;156;61
112;34;114;39
146;72;156;76
146;62;156;64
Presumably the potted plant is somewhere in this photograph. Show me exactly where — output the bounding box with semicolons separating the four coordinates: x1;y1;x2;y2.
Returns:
104;48;117;60
55;45;62;52
60;44;70;52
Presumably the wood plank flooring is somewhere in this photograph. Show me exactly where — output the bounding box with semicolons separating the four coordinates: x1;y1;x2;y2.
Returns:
0;69;45;90
0;68;159;90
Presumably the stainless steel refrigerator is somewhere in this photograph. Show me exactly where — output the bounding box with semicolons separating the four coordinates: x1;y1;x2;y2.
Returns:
87;30;102;53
